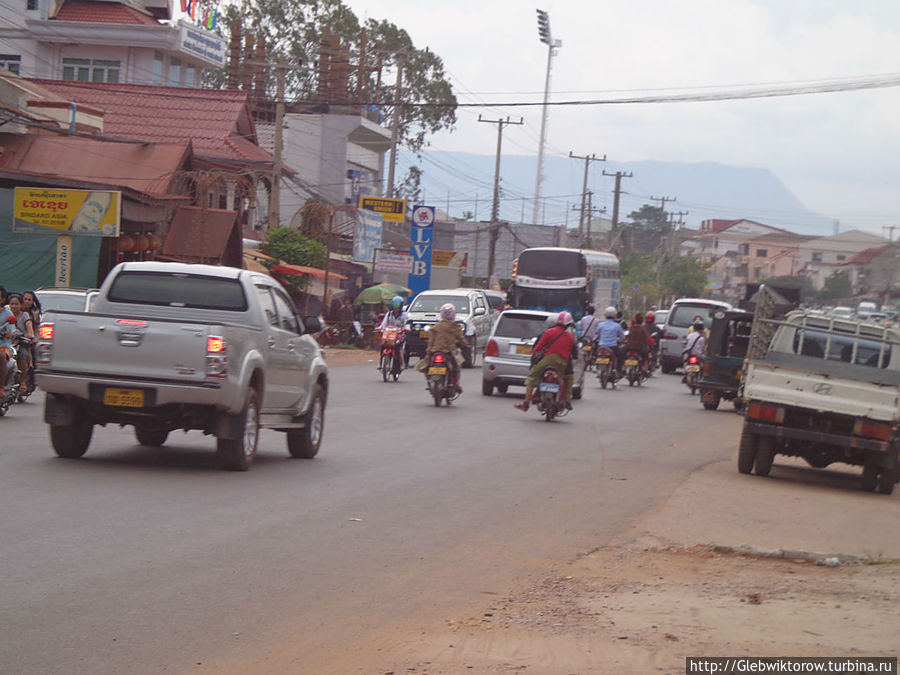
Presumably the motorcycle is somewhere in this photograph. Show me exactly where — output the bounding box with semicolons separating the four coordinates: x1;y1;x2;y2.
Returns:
595;346;620;389
424;351;460;406
684;354;702;394
623;350;646;387
13;333;35;402
378;325;406;382
534;366;569;422
578;338;596;372
0;346;20;417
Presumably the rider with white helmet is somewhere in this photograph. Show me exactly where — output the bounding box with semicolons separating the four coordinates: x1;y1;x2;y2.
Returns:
596;305;626;372
424;302;468;393
514;311;576;412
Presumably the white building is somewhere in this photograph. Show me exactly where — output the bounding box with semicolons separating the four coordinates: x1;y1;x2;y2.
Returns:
0;0;225;86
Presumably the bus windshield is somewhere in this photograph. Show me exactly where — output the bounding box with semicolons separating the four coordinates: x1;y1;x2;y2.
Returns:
517;249;586;279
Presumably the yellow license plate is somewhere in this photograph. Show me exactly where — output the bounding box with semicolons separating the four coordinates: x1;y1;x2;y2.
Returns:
420;330;429;338
516;344;532;354
685;365;700;373
583;344;592;351
624;359;639;367
104;387;144;408
595;357;610;364
428;367;447;375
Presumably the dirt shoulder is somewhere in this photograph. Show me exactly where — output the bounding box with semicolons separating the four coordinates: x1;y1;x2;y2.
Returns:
379;456;900;674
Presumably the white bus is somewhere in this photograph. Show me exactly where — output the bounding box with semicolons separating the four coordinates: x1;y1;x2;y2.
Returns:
508;247;620;320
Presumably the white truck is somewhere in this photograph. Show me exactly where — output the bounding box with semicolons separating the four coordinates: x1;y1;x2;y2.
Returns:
739;309;900;494
35;262;329;471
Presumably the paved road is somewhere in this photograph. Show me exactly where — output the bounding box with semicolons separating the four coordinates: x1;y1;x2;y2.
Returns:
1;361;744;674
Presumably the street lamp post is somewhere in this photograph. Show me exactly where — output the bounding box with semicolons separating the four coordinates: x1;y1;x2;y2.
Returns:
532;9;561;227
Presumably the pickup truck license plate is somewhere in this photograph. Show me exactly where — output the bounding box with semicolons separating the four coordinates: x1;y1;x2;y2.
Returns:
428;366;447;375
624;359;639;367
539;382;560;393
595;357;610;365
685;364;700;373
419;330;429;338
103;387;144;407
515;344;532;355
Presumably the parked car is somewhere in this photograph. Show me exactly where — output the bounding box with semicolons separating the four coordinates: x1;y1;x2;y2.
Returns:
653;309;669;326
405;288;493;368
35;286;98;313
483;289;507;315
35;262;328;471
658;298;732;373
831;306;854;320
481;309;584;399
856;301;879;320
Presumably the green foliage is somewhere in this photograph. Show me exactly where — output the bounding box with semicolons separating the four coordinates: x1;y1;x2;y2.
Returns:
619;252;710;310
396;165;422;203
216;0;457;154
623;204;670;253
818;271;853;301
259;227;328;293
661;256;711;298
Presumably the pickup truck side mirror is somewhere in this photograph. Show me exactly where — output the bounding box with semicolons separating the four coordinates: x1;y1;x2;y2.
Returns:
473;307;486;316
303;316;324;334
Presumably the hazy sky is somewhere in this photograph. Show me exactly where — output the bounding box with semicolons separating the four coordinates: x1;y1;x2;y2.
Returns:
342;0;900;235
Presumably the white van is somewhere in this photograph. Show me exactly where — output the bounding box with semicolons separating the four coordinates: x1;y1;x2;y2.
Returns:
856;301;878;320
659;298;732;373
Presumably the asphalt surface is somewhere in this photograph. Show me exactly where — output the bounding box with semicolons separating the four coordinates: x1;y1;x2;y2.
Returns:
0;358;744;674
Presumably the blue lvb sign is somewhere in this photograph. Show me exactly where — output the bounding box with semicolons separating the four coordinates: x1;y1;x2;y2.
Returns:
408;205;435;296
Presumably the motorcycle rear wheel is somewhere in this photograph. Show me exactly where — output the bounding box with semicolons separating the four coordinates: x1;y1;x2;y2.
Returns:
381;353;393;382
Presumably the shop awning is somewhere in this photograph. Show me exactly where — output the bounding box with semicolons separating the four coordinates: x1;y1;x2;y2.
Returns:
270;264;347;281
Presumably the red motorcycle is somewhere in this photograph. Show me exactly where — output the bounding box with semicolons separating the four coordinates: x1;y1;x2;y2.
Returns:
378;326;406;382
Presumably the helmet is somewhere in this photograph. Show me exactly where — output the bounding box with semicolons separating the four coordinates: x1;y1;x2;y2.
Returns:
645;311;655;323
440;303;456;320
604;306;617;319
557;311;574;327
693;318;705;332
391;295;404;309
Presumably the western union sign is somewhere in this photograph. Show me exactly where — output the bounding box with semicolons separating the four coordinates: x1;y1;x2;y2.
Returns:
359;196;406;223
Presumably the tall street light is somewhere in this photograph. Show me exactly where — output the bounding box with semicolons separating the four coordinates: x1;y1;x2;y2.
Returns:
532;9;561;227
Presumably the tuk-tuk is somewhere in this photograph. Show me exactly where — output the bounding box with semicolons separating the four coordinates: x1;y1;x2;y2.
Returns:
699;308;753;411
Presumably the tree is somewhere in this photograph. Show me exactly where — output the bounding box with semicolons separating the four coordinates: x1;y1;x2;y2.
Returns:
661;256;710;298
818;271;852;302
259;226;328;293
214;0;457;185
623;204;670;254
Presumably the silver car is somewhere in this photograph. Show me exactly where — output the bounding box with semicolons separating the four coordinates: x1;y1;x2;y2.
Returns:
481;309;584;398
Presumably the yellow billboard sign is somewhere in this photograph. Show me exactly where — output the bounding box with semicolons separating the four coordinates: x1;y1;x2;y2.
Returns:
13;187;121;236
359;196;406;223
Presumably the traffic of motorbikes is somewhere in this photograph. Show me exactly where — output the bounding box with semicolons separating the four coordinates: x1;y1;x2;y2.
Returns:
373;297;705;422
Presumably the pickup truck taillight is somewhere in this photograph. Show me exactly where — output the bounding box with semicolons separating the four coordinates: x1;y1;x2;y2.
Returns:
853;419;892;441
35;322;54;365
485;339;499;358
747;401;785;424
206;335;227;378
663;332;678;340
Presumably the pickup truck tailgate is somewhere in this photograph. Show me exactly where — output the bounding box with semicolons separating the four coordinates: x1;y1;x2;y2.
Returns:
746;360;900;422
47;313;212;383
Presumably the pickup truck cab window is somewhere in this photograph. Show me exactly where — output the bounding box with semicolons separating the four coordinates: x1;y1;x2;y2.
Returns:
108;272;247;311
255;285;279;327
789;328;892;369
271;288;301;334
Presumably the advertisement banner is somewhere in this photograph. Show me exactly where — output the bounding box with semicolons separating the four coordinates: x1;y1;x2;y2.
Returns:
408;205;435;297
353;208;383;262
359;196;406;223
13;187;121;236
375;251;413;273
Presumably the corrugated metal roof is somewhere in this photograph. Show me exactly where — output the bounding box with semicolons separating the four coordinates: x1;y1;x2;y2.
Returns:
0;134;190;196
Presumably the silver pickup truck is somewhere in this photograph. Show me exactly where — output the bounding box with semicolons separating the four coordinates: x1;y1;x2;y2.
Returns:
35;261;328;471
740;310;900;494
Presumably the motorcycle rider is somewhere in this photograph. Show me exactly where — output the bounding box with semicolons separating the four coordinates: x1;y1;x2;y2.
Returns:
578;305;600;346
644;311;662;369
425;303;468;393
0;287;17;397
514;311;576;412
682;317;707;381
596;305;626;374
623;313;651;374
378;295;409;368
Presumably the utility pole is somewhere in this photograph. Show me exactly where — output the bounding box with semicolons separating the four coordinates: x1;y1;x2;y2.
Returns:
386;57;404;197
569;151;606;246
268;64;287;229
602;170;632;253
883;225;897;243
533;9;562;226
480;115;524;223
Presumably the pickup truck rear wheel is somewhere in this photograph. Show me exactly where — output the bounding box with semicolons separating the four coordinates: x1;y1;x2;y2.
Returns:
701;389;720;410
861;463;878;492
754;436;775;477
287;383;325;459
135;426;169;447
50;417;93;459
737;426;758;474
877;467;897;495
216;387;259;471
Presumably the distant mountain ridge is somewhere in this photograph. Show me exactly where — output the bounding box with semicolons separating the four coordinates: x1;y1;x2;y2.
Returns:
400;151;835;236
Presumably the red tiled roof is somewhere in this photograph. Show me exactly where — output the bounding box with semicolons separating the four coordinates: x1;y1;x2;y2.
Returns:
30;80;279;168
0;135;190;197
54;0;160;26
845;244;892;265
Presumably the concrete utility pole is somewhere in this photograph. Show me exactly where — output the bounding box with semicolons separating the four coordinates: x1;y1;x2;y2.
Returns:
480;115;524;223
533;9;562;227
882;225;897;243
603;170;632;254
570;151;606;246
268;64;287;229
386;57;404;197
